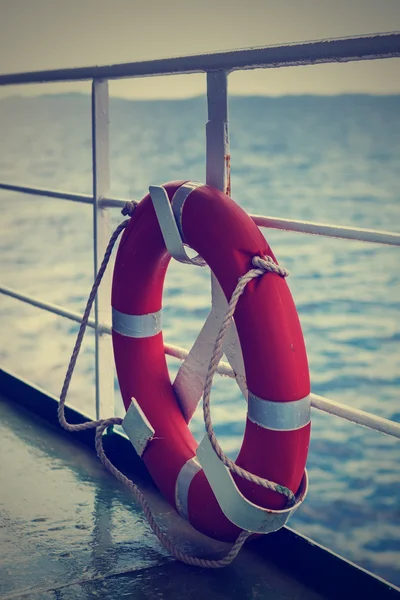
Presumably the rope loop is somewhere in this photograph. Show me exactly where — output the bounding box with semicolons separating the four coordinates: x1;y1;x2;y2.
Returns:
201;254;295;507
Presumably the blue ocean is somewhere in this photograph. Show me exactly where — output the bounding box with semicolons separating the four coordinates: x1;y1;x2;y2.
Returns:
0;93;399;585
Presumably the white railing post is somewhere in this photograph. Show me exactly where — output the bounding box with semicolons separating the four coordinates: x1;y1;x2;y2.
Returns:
92;79;114;419
206;71;230;194
205;71;247;394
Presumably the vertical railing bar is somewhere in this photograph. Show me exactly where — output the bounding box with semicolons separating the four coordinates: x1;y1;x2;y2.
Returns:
205;71;247;396
171;71;235;422
206;71;230;194
92;79;115;420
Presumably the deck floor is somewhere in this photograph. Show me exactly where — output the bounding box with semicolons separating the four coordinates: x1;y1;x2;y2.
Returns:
0;395;326;600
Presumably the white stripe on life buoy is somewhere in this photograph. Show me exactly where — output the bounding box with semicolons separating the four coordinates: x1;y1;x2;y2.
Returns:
247;392;311;431
112;308;162;338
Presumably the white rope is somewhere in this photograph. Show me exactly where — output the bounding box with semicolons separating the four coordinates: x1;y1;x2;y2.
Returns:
58;203;292;567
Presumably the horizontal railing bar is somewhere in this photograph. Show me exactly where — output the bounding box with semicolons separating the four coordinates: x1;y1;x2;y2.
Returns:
0;182;93;204
251;215;400;246
0;285;98;330
0;285;231;370
100;197;135;209
0;286;232;372
310;393;400;439
1;284;399;439
2;182;399;247
0;182;132;208
0;33;399;86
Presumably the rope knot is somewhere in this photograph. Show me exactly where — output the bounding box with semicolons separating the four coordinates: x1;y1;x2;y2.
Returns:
121;200;137;217
252;255;289;278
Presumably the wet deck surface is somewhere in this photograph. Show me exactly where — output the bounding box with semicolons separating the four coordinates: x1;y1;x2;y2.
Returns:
0;395;330;600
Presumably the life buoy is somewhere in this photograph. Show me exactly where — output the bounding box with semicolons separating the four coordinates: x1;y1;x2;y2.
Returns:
112;181;310;542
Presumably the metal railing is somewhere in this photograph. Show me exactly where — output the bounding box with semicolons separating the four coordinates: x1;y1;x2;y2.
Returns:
1;182;400;247
1;32;399;438
0;32;399;84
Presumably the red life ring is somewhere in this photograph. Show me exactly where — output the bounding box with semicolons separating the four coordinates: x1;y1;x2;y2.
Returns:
112;181;310;542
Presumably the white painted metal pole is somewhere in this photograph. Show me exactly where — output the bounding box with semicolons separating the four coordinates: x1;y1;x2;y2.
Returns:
92;79;115;419
0;181;134;209
204;71;247;405
310;393;400;439
1;33;399;85
206;71;230;193
170;72;233;420
251;214;400;247
2;182;399;247
206;70;248;394
0;285;98;330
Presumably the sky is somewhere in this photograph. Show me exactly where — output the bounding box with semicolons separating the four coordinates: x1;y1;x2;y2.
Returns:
0;0;399;99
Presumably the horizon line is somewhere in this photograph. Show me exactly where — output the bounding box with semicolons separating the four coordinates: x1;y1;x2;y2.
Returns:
1;90;400;102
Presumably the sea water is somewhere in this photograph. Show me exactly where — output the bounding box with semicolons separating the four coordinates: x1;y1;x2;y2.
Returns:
0;93;399;585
